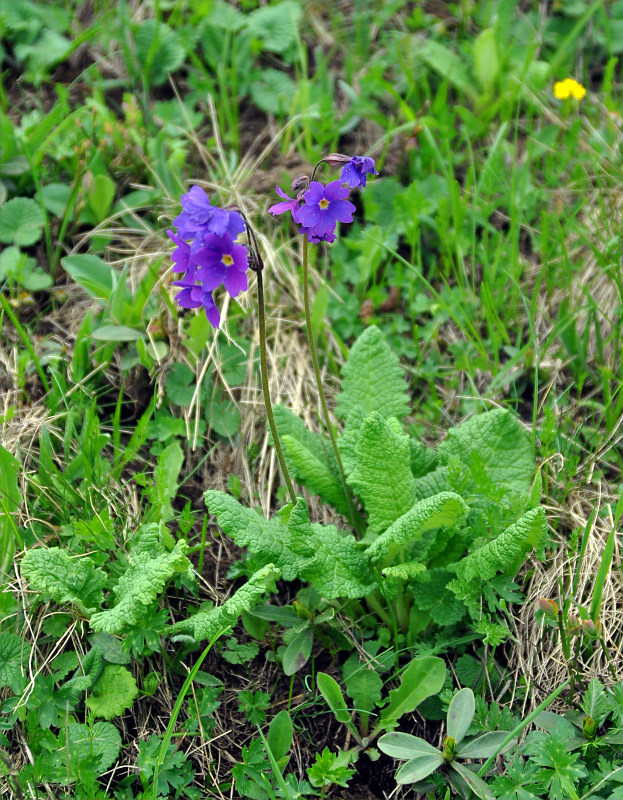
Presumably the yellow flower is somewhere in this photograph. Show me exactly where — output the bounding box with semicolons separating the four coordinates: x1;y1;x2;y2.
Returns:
554;78;586;100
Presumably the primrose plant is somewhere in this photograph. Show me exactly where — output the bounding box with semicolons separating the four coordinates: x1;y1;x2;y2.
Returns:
165;154;547;662
379;688;516;800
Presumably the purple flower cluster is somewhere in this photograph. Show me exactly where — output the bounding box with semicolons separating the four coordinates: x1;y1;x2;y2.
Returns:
268;154;377;243
168;186;249;327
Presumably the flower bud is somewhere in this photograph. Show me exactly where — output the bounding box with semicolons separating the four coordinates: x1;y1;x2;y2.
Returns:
324;153;351;166
290;174;310;193
567;613;582;637
538;598;559;618
442;736;457;761
582;715;597;739
581;618;602;639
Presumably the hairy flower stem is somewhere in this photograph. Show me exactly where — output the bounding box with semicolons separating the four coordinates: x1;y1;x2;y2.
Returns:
302;238;363;535
256;268;297;505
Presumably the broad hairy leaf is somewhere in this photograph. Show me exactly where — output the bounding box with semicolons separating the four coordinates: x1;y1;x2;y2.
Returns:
168;563;280;643
335;325;409;421
348;413;415;533
85;665;139;719
90;540;190;633
451;506;546;585
21;547;107;616
438;408;534;493
0;632;31;693
273;404;349;514
366;491;468;567
205;491;313;581
291;501;374;599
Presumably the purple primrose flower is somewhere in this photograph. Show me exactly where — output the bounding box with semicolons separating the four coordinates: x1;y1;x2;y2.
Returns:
167;230;191;273
173;185;245;246
193;232;249;297
296;180;356;241
340;155;378;189
268;186;303;223
173;278;221;328
169;187;250;327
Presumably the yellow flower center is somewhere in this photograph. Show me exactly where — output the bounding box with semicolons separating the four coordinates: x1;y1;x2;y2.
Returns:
222;254;234;266
319;198;329;209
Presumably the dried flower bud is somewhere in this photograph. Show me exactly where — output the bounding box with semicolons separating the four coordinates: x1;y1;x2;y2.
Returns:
582;715;597;739
581;618;601;639
324;152;351;167
538;598;559;618
290;174;310;193
442;736;457;762
567;613;582;636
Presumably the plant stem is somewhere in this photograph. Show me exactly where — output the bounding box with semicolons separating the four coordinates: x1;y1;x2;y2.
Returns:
477;677;571;778
557;608;570;661
256;268;297;505
302;238;362;534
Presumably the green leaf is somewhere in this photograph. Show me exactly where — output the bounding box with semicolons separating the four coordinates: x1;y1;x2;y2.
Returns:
395;753;445;784
250;68;295;115
41;182;73;216
87;174;116;223
378;732;441;760
267;710;293;765
345;668;383;717
447;688;475;744
382;561;427;581
62;254;114;301
450;761;495;799
348;413;415;533
85;665;139;719
317;673;360;741
417;39;477;100
282;625;313;675
91;325;143;342
457;731;516;759
367;491;468;567
167;563;280;642
307;747;355;789
90;540;190;633
451;506;546;585
64;721;122;777
438;409;534;493
473;28;499;94
0;444;20;578
205;491;313;581
165;362;196;406
247;0;302;52
0;197;44;246
134;20;185;85
0;632;31;693
149;441;184;522
377;657;446;732
274;405;348;515
311;283;329;343
336;325;410;421
293;503;374;599
21;547;107;616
